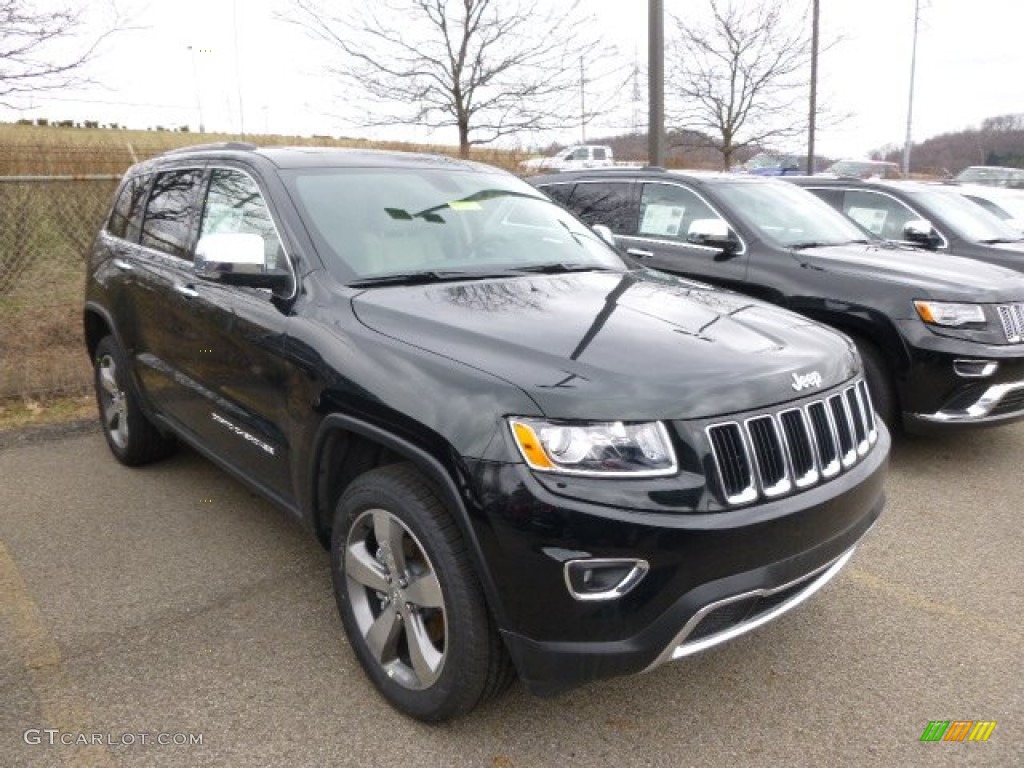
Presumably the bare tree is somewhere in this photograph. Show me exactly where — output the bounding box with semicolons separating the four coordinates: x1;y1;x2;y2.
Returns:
0;1;122;107
286;0;614;157
668;0;815;170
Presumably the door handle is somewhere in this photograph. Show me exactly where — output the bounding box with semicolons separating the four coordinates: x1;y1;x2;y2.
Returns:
626;248;653;259
112;258;133;271
173;283;199;299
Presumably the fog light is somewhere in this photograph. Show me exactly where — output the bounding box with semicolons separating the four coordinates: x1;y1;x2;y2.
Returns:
564;558;649;601
953;360;998;378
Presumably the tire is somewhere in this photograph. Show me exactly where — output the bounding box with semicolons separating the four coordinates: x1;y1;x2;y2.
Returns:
852;337;898;430
331;463;514;722
93;335;176;466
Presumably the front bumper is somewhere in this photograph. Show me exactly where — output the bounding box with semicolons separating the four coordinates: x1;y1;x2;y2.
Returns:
894;321;1024;430
467;422;889;696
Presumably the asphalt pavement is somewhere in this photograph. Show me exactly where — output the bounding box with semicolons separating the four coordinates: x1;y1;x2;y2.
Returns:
1;422;1021;767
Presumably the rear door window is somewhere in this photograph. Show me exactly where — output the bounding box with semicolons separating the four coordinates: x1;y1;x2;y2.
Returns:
140;169;204;259
566;181;637;234
107;174;150;241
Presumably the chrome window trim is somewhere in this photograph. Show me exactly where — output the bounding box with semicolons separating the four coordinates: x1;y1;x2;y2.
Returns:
803;185;951;250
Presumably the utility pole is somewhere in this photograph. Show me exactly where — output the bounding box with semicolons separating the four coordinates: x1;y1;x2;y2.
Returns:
187;45;205;133
648;0;665;166
580;56;586;144
902;0;921;175
806;0;819;174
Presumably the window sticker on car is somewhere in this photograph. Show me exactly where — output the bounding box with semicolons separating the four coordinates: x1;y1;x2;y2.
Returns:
641;203;685;236
448;200;482;211
847;206;887;235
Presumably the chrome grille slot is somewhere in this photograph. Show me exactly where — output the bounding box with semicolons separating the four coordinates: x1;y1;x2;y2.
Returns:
779;409;818;487
828;394;857;467
745;416;791;496
844;386;869;455
707;423;757;504
997;303;1024;343
856;380;878;440
705;378;878;506
807;401;840;477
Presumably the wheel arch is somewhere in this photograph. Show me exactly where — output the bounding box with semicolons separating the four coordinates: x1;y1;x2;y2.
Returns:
83;301;118;359
800;307;911;376
309;413;510;629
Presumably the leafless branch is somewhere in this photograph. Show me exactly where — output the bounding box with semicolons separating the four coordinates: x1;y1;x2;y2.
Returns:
0;0;128;108
283;0;617;156
668;0;823;169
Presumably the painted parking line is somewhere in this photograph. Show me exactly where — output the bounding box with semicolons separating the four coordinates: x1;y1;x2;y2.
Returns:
0;539;115;768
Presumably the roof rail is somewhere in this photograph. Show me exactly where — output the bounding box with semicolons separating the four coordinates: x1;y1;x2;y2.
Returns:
161;141;258;156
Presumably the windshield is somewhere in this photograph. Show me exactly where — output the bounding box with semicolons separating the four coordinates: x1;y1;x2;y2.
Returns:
714;180;871;247
955;167;1024;187
906;187;1024;242
283;168;626;282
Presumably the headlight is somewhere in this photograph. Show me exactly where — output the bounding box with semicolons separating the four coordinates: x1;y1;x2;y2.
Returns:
914;300;987;327
508;418;677;477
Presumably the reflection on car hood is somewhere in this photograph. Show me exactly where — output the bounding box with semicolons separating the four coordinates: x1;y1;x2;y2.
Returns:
352;270;857;420
793;243;1024;300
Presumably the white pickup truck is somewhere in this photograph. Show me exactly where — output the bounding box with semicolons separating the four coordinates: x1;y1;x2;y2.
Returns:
521;145;616;173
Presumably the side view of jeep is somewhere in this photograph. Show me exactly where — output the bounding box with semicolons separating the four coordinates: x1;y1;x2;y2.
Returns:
85;144;888;721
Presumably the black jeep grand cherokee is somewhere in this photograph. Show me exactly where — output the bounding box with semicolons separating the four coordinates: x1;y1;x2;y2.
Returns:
85;144;887;721
533;169;1024;431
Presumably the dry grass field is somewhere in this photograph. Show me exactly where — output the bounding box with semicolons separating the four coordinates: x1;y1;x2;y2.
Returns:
0;122;530;175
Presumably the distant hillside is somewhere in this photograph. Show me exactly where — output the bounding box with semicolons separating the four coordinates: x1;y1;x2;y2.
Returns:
874;114;1024;175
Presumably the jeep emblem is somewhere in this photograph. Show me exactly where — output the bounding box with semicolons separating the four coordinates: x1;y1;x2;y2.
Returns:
791;371;823;391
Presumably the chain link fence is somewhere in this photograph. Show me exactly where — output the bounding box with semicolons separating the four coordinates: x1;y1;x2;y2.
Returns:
0;175;120;400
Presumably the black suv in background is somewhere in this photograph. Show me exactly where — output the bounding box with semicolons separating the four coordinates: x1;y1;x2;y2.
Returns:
532;169;1024;430
788;176;1024;272
85;144;888;721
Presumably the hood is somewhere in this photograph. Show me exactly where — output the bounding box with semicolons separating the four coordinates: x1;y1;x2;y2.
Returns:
793;242;1024;301
352;270;857;421
984;240;1024;256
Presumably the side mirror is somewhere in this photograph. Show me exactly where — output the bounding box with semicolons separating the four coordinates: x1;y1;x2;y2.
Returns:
687;218;737;251
903;219;939;247
195;232;291;291
592;224;616;247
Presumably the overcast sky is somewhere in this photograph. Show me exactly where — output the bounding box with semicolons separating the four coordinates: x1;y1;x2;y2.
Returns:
3;0;1021;160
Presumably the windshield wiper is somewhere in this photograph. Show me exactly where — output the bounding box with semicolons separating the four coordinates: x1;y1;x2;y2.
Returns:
512;263;616;275
978;237;1024;244
789;241;836;250
348;270;518;288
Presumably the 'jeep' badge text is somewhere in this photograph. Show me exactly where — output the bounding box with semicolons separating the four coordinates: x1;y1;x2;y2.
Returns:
791;371;823;392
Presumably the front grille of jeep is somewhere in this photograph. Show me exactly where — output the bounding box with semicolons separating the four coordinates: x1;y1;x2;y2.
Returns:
706;380;877;506
997;303;1024;343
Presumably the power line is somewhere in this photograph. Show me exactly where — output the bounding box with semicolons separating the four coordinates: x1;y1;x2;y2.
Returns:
8;94;193;111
